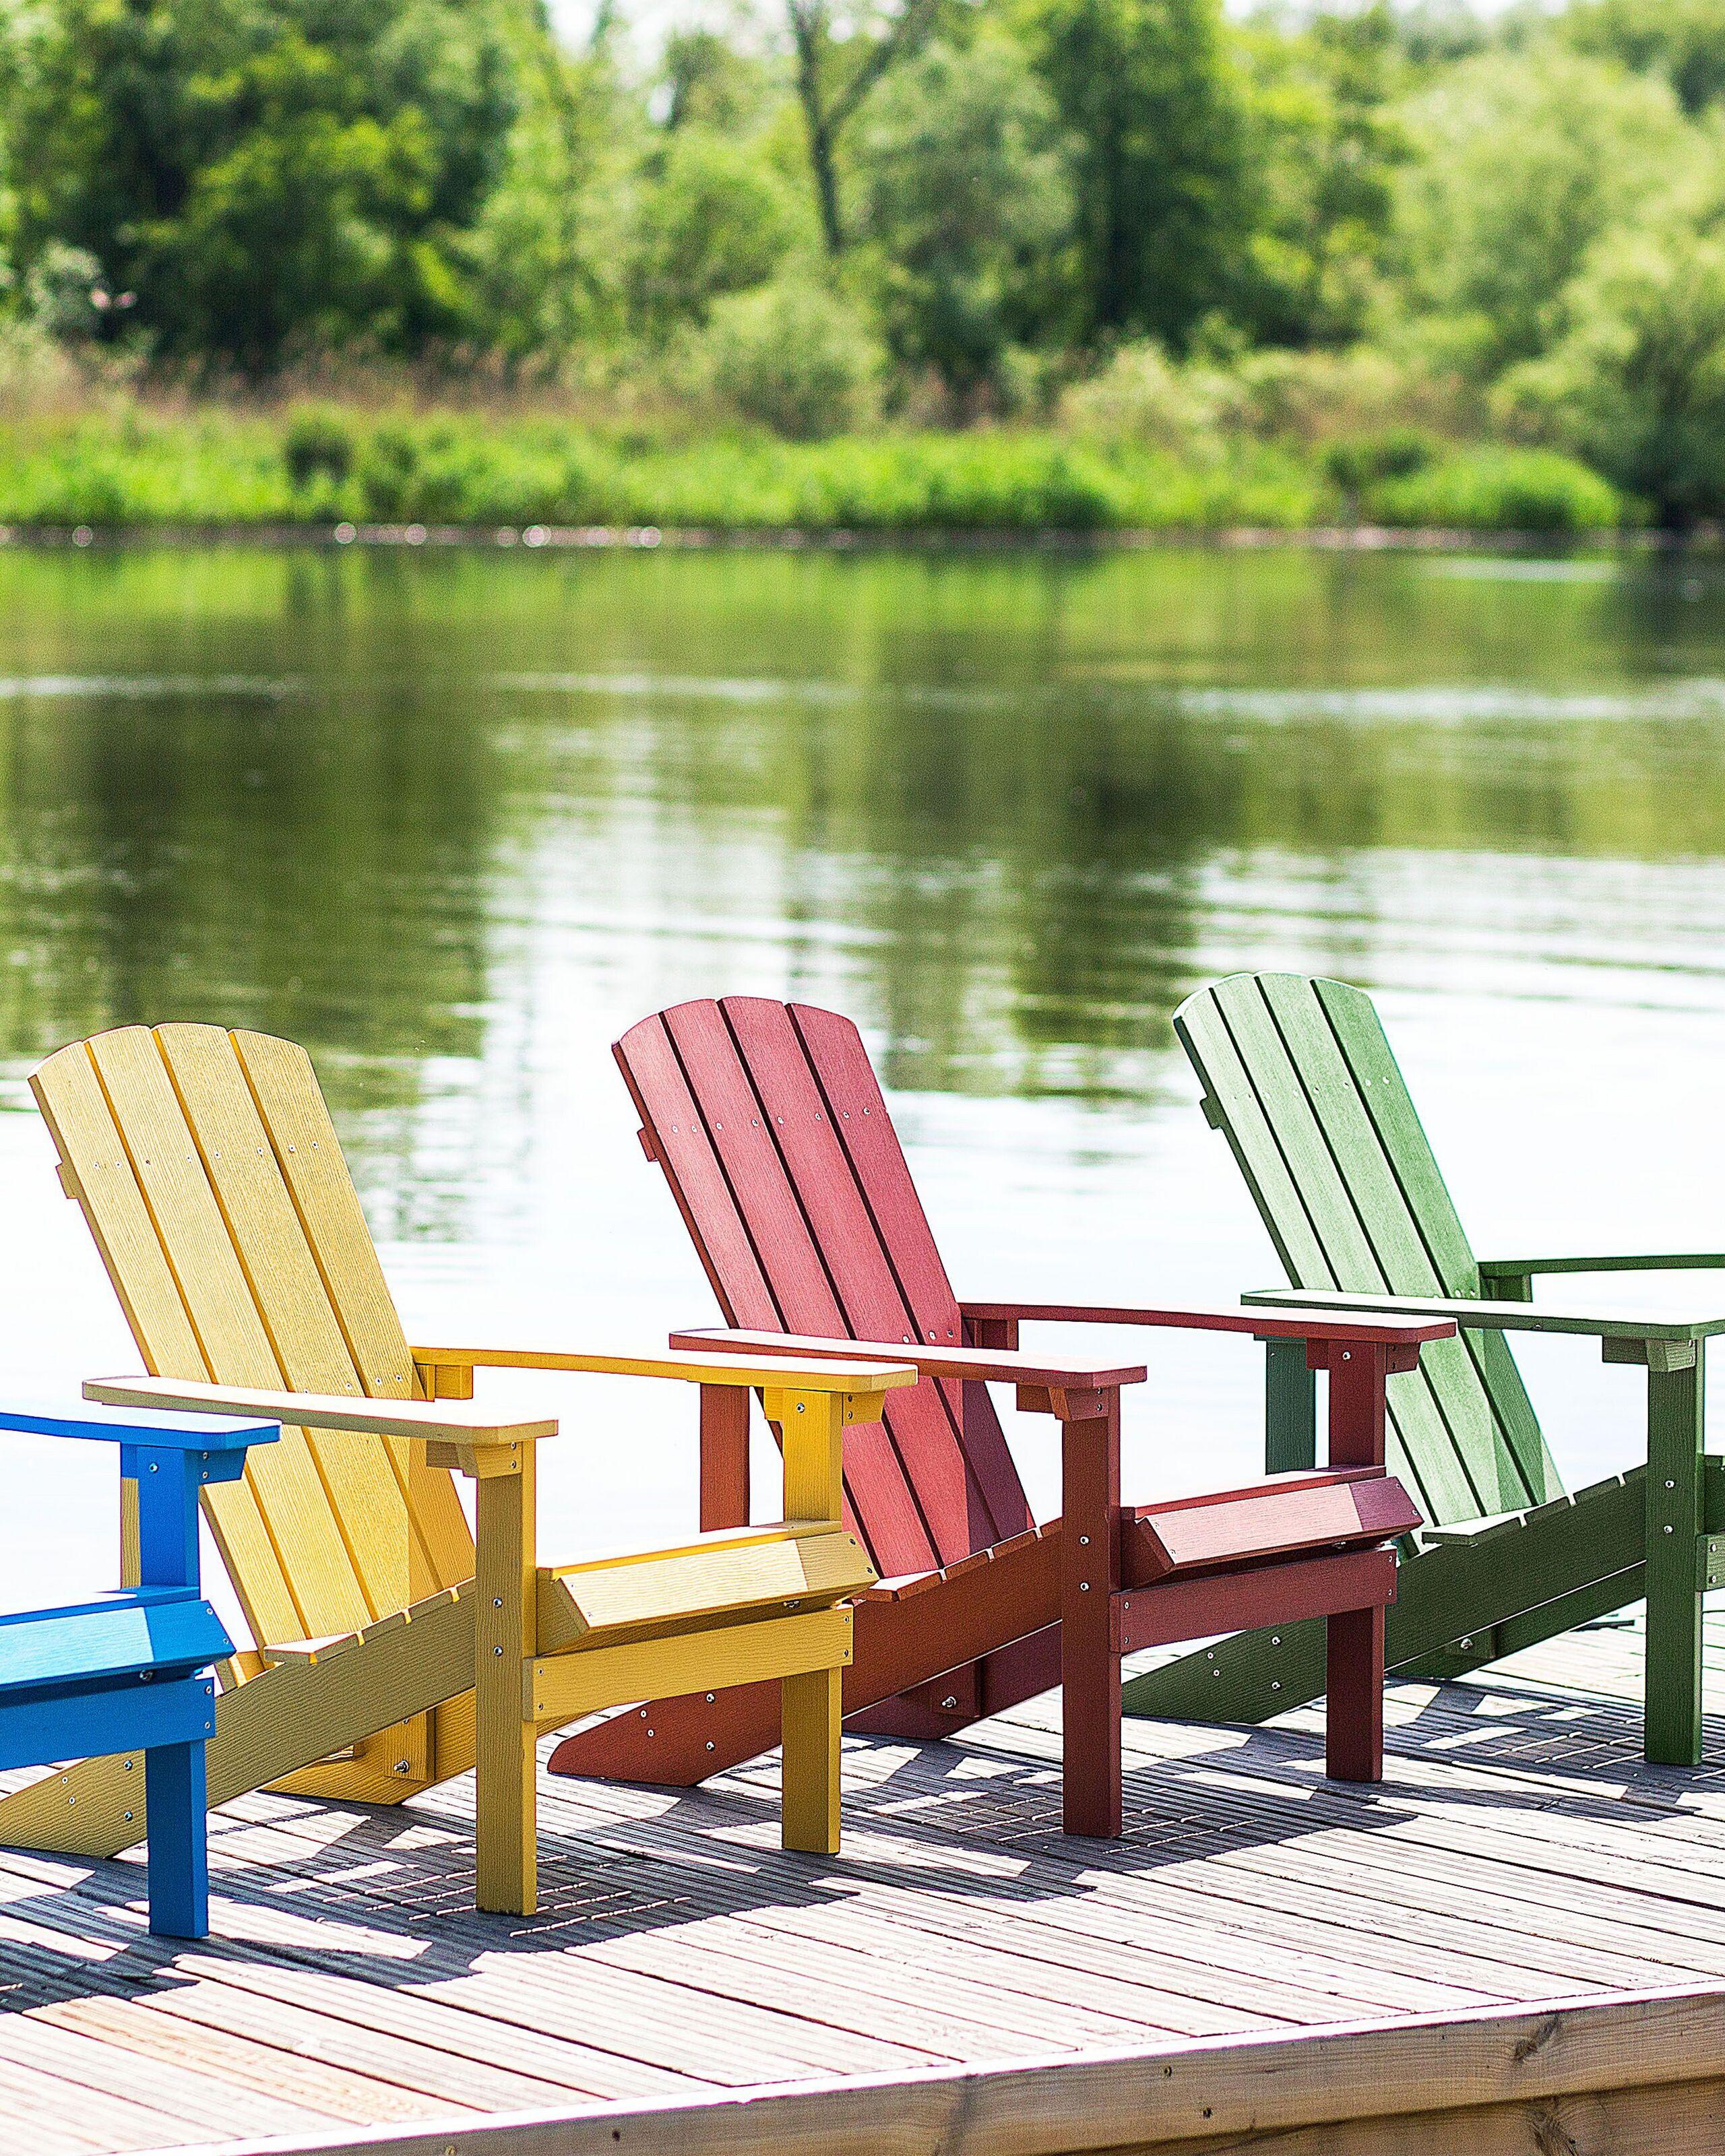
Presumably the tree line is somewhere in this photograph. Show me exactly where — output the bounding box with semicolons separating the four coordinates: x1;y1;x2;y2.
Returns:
9;0;1725;525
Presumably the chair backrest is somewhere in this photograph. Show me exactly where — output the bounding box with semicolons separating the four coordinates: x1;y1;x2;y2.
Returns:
615;998;1033;1579
32;1026;474;1651
1174;972;1563;1525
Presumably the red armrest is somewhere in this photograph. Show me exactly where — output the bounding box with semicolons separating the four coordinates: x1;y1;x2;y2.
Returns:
960;1300;1456;1349
668;1326;1146;1391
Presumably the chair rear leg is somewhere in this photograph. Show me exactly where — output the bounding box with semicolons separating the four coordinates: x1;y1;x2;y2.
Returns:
1325;1604;1385;1783
144;1741;208;1939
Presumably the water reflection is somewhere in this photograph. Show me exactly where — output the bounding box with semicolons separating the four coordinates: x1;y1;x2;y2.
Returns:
4;541;1725;1614
4;545;1725;1137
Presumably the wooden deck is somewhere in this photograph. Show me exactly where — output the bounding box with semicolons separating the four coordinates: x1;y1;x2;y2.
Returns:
2;1613;1724;2156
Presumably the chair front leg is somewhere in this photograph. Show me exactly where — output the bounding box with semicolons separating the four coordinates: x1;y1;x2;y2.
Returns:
144;1739;208;1938
1324;1606;1385;1783
1644;1343;1705;1767
1055;1385;1123;1837
474;1441;539;1915
770;1386;849;1854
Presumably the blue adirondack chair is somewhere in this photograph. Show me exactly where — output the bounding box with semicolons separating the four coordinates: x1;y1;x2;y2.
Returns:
0;1402;278;1937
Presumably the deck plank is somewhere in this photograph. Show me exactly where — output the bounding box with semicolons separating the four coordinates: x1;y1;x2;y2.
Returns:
0;1612;1720;2154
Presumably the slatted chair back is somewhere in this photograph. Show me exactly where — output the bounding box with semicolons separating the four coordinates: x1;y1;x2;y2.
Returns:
1174;972;1562;1526
32;1026;474;1651
615;998;1034;1579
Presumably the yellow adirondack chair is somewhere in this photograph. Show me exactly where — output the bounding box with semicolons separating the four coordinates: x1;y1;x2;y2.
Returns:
0;1024;912;1913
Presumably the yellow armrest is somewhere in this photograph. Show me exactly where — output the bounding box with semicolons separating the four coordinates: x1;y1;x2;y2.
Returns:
409;1344;918;1399
84;1374;557;1447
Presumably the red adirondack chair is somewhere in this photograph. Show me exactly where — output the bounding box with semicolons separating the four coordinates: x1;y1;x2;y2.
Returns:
550;998;1451;1835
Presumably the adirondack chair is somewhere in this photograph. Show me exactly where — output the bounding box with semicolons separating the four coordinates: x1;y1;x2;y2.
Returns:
546;996;1453;1837
0;1400;278;1936
1116;971;1725;1767
0;1023;918;1915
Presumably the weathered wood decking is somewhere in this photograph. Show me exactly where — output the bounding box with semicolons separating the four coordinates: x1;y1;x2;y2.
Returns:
1;1614;1723;2156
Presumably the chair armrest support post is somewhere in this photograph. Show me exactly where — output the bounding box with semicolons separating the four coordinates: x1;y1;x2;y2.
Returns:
132;1449;203;1594
1265;1337;1318;1474
474;1438;537;1915
700;1384;751;1531
1325;1342;1394;1472
1645;1349;1707;1765
767;1387;847;1530
964;1310;1020;1354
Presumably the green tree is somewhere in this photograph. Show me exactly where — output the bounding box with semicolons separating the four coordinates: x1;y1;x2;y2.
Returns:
859;30;1075;398
1234;3;1408;348
1017;0;1259;353
660;27;773;133
455;41;619;365
1499;212;1725;527
9;0;551;373
1015;0;1254;351
1565;0;1725;117
1393;45;1693;377
784;0;948;256
628;130;797;336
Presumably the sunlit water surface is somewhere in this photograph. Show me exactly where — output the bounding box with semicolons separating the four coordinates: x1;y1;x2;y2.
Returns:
3;542;1724;1641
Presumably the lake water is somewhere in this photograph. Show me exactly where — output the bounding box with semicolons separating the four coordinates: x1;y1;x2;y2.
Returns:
4;540;1725;1639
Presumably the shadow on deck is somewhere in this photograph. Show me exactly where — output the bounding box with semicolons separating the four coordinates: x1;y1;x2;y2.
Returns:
0;1611;1722;2154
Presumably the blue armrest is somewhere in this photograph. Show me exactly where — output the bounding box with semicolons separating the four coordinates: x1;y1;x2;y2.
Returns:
0;1399;280;1595
0;1401;278;1483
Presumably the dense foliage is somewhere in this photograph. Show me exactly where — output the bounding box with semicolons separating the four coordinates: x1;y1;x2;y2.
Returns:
11;0;1725;526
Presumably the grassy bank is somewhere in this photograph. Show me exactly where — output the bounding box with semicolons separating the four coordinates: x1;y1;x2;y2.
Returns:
0;404;1629;536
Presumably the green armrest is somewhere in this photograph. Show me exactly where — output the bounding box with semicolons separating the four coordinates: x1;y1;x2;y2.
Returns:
1479;1253;1725;1284
1243;1287;1725;1343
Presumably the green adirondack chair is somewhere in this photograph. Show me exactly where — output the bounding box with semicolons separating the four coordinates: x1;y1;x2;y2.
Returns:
1120;971;1725;1765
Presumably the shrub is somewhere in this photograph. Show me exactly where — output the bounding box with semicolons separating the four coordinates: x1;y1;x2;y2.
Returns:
1362;445;1623;531
1058;341;1244;453
627;131;797;334
348;416;598;524
1323;428;1437;497
282;406;357;490
697;279;883;440
1227;346;1470;447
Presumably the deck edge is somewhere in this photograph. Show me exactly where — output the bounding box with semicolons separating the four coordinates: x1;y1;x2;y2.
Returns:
151;1982;1725;2156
